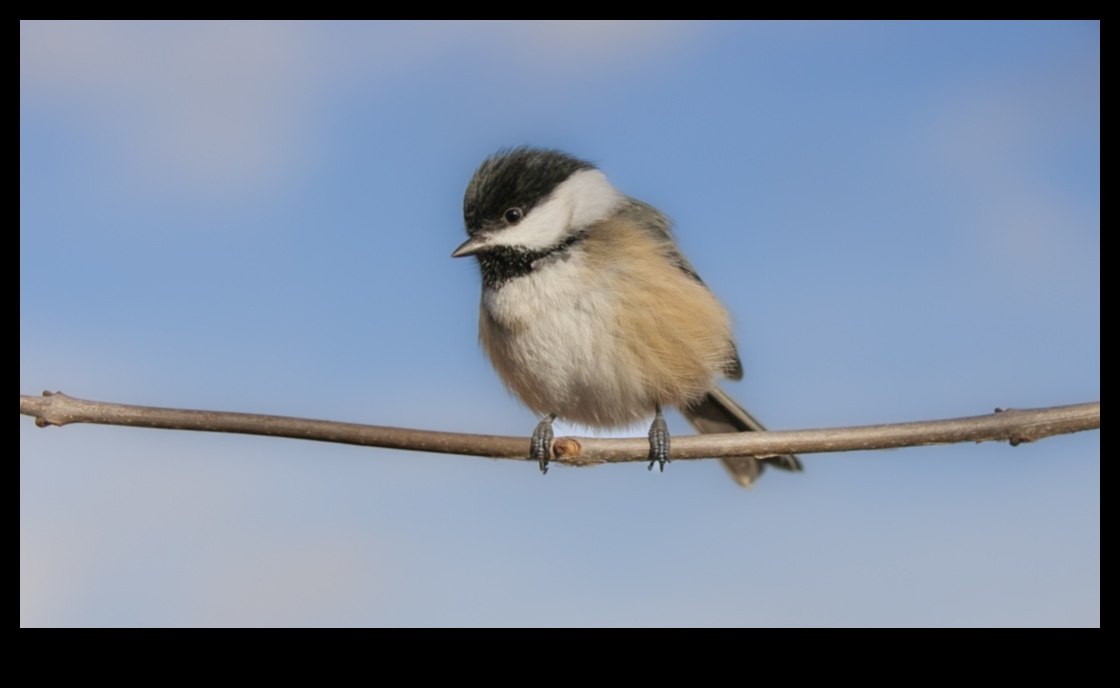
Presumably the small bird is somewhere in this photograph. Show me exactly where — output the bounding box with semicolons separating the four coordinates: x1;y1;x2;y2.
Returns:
452;147;801;487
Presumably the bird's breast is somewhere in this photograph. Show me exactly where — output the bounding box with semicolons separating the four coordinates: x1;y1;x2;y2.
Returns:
476;223;737;428
479;252;652;427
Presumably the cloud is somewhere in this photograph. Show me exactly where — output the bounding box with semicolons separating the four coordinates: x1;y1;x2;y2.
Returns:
20;21;697;199
190;537;381;627
510;20;699;67
915;43;1099;282
20;417;387;627
20;540;55;627
21;21;318;197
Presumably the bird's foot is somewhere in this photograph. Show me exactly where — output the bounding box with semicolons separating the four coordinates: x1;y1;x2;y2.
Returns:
648;407;670;472
531;414;556;474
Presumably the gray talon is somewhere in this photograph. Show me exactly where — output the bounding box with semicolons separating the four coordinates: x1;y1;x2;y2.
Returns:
647;406;671;472
531;414;557;474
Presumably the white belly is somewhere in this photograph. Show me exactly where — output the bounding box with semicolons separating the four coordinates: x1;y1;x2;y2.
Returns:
480;253;652;428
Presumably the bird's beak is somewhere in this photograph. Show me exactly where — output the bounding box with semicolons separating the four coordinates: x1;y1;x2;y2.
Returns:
451;235;488;258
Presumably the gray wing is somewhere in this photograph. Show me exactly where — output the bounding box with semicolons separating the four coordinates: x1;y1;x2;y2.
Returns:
618;198;742;380
619;199;800;488
681;387;803;488
618;198;705;282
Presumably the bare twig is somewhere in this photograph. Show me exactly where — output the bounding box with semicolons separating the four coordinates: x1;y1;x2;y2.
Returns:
20;392;1100;466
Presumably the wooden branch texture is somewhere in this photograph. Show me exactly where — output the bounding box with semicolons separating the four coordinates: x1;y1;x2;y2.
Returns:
20;392;1100;467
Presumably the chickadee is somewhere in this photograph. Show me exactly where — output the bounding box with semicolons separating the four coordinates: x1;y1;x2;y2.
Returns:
453;147;801;487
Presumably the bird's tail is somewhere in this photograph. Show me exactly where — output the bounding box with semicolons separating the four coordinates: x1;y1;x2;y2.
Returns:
681;387;802;488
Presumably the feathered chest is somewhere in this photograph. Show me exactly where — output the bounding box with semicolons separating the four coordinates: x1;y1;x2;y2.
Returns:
474;231;736;427
481;248;605;333
478;250;646;425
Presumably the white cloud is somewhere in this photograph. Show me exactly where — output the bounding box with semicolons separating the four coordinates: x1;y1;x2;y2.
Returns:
20;418;388;627
21;21;318;197
20;21;697;199
916;45;1099;281
191;538;381;627
20;540;54;627
512;20;699;67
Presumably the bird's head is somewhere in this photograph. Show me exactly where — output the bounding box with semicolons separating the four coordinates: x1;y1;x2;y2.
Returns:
453;147;622;259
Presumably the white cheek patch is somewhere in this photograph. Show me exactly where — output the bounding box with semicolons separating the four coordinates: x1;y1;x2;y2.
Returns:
486;169;622;251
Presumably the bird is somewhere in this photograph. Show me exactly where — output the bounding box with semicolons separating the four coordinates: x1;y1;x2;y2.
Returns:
452;147;801;487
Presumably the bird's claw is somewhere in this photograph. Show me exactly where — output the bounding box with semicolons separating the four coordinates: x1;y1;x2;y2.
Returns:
531;415;556;474
647;410;670;472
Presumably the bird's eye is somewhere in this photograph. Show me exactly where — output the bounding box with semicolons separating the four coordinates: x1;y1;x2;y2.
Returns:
503;208;524;224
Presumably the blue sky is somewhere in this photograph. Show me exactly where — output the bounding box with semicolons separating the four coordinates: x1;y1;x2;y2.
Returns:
21;21;1098;627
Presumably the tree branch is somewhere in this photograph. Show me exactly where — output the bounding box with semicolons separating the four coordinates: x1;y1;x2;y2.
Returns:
20;392;1100;466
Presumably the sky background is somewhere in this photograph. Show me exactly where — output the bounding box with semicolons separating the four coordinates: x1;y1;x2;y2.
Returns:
21;21;1099;627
